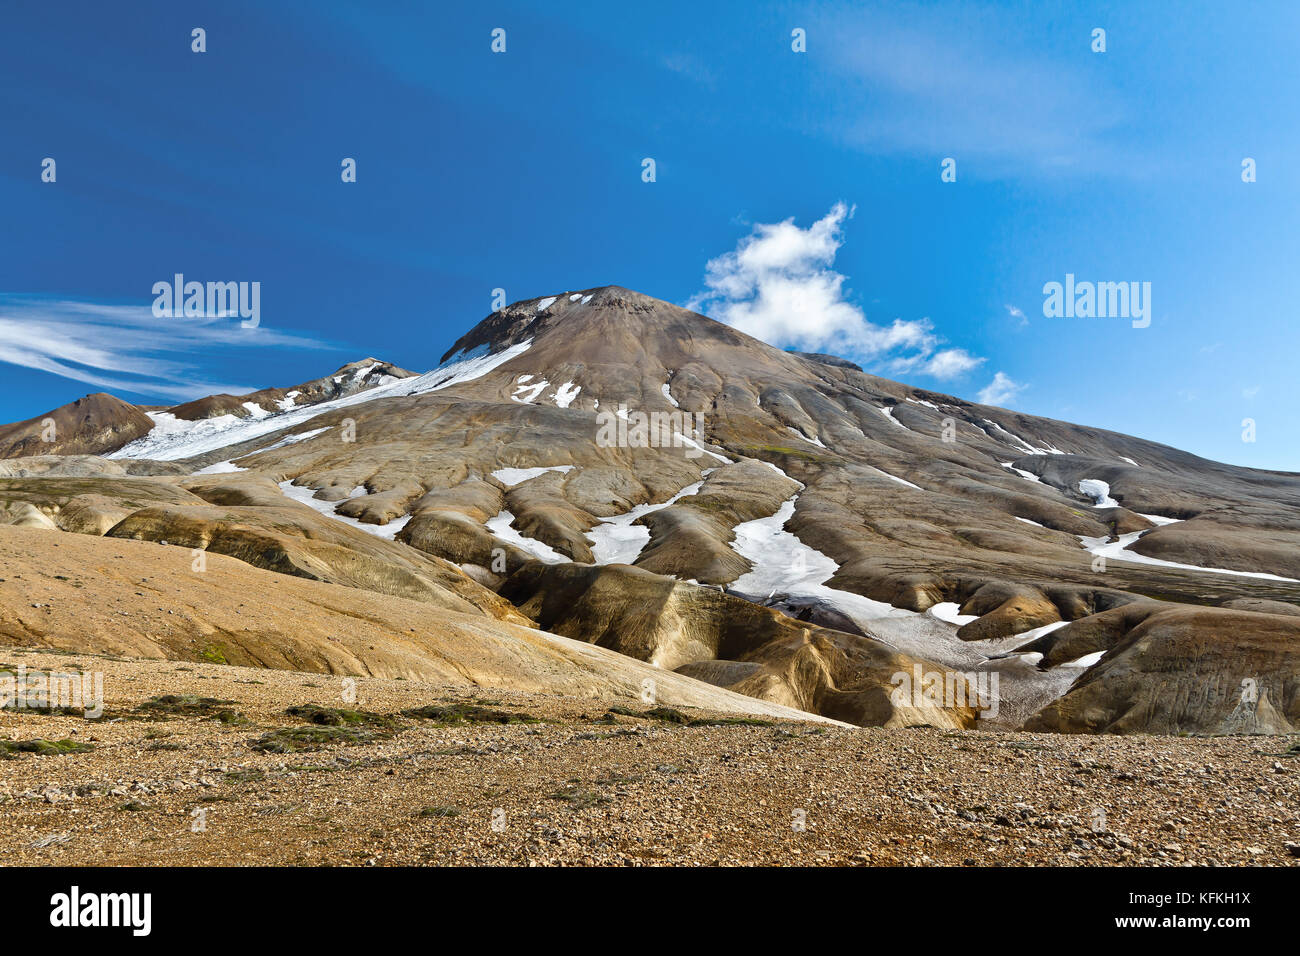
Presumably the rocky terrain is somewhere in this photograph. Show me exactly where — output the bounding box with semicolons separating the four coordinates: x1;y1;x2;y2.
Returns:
0;286;1297;739
1;647;1296;867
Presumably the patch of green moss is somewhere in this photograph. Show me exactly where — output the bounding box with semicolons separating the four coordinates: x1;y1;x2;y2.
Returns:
198;644;227;665
133;694;248;725
618;706;774;728
136;694;233;717
284;704;403;732
0;738;94;758
249;724;383;753
643;706;692;724
401;703;539;725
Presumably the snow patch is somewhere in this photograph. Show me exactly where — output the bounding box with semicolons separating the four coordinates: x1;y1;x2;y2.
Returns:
1136;512;1182;526
511;378;549;404
491;465;574;487
870;466;922;490
486;510;566;563
586;477;709;565
983;419;1042;455
928;602;979;626
1078;479;1118;508
255;426;332;454
1078;531;1300;582
788;426;827;449
729;498;912;622
111;340;533;461
1064;650;1106;668
878;406;907;429
192;460;245;475
1000;461;1042;483
553;382;581;408
1012;621;1069;642
278;480;411;540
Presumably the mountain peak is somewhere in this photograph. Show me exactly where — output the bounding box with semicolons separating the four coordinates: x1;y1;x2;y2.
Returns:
439;285;762;368
0;391;153;458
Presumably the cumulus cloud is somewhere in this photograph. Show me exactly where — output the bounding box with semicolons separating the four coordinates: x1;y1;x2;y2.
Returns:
0;295;332;401
976;371;1025;407
686;203;982;380
890;345;984;379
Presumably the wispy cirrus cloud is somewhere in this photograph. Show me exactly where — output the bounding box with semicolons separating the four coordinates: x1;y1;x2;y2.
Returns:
0;295;333;402
685;203;983;380
809;12;1134;176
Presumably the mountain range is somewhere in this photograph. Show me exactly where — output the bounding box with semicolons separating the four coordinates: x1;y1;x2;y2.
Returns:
2;286;1296;734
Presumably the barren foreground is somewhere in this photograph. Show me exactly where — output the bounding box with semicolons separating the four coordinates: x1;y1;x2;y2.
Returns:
1;647;1296;867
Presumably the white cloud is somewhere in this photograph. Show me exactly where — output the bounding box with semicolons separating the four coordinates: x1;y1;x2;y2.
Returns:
893;346;984;379
976;371;1025;407
1007;304;1027;326
686;203;983;380
0;295;332;402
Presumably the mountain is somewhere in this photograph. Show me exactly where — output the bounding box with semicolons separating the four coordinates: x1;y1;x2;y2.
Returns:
161;358;416;423
0;285;1297;733
0;359;415;462
0;392;154;458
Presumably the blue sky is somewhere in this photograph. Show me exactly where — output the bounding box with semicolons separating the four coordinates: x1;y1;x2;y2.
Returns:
1;0;1297;468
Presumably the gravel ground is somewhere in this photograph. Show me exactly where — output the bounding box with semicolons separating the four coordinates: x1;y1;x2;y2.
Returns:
1;646;1297;867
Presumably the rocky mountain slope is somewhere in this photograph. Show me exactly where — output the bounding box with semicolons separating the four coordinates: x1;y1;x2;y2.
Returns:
1;286;1297;734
